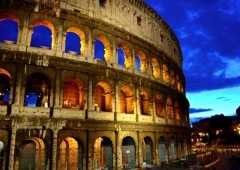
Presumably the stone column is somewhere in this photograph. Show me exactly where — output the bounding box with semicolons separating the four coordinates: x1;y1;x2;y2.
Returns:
112;35;117;66
14;63;23;105
114;80;119;121
51;129;58;170
8;126;17;170
135;86;140;122
87;75;94;118
54;68;61;108
88;28;94;61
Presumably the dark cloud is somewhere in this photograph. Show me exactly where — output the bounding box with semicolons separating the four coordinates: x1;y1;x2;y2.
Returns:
144;0;240;93
189;108;213;114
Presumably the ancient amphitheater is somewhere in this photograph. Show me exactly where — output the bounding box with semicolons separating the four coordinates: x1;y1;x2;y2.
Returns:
0;0;190;169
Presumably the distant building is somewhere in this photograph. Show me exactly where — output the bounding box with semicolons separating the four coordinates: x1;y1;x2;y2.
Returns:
0;0;190;169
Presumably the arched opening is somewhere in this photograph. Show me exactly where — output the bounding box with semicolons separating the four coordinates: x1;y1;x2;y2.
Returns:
158;136;167;163
24;73;50;107
0;16;18;44
19;137;46;170
136;51;147;73
94;35;111;62
175;102;180;121
94;137;113;169
163;64;169;83
166;98;174;120
30;20;54;49
142;136;153;166
151;58;160;78
65;27;86;55
176;75;181;91
59;137;83;170
178;138;184;159
170;70;175;86
140;91;150;115
120;86;134;114
155;95;164;117
0;68;11;105
94;82;112;112
63;77;84;109
0;141;4;168
122;137;136;168
118;44;132;68
170;137;177;161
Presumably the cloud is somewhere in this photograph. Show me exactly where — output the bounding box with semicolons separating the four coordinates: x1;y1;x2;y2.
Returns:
189;108;213;114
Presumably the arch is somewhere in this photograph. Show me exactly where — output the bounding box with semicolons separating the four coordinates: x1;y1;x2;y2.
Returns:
24;73;50;107
63;77;84;109
94;137;113;169
19;137;46;170
136;50;147;72
0;68;11;105
170;137;177;161
151;58;160;78
59;137;83;170
94;35;111;62
142;136;153;166
170;70;175;86
65;27;86;55
0;12;19;44
120;86;134;114
0;141;4;168
140;91;150;115
158;136;167;162
163;64;169;83
30;20;55;49
166;98;174;119
122;136;136;168
155;95;164;117
118;43;132;68
176;75;181;91
94;82;112;112
175;102;180;121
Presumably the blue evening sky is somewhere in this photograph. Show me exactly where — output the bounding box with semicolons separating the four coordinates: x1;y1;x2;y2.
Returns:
144;0;240;124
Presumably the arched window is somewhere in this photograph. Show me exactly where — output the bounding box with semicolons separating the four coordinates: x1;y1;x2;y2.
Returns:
120;86;134;114
163;64;169;83
170;137;177;160
0;68;11;105
94;82;112;112
151;58;160;78
24;73;50;107
118;47;125;67
158;136;167;162
30;20;55;49
122;137;136;168
170;70;175;86
0;19;18;44
142;137;153;166
175;102;180;121
140;91;150;115
94;35;111;62
118;44;132;68
167;98;173;119
136;51;147;73
63;78;84;109
155;95;164;117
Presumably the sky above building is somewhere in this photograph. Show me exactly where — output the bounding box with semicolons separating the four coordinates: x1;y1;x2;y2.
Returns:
144;0;240;124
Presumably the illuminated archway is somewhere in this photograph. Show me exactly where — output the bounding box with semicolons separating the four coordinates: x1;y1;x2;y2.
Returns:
0;13;19;44
155;95;164;117
19;137;46;170
59;137;83;170
94;82;112;112
175;102;180;121
30;20;55;49
166;98;174;119
120;86;134;114
122;137;136;168
170;137;177;161
0;68;11;105
151;58;160;78
63;77;84;109
142;136;153;166
94;137;113;169
65;27;86;55
163;64;169;83
94;35;111;62
170;70;175;86
136;51;147;73
24;73;50;107
118;44;132;68
140;91;150;115
158;136;167;162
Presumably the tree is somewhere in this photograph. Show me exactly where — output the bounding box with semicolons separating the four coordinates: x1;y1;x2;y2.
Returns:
236;106;240;116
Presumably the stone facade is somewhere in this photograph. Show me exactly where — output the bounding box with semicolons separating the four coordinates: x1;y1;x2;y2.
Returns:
0;0;190;170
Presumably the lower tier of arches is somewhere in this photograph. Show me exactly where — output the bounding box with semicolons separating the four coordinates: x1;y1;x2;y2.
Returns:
0;117;191;170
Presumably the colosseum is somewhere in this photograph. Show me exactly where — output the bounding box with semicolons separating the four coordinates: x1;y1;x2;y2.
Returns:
0;0;190;169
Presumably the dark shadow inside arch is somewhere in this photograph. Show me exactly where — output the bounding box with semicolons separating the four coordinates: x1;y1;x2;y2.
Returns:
0;19;18;44
122;136;136;169
158;136;167;163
